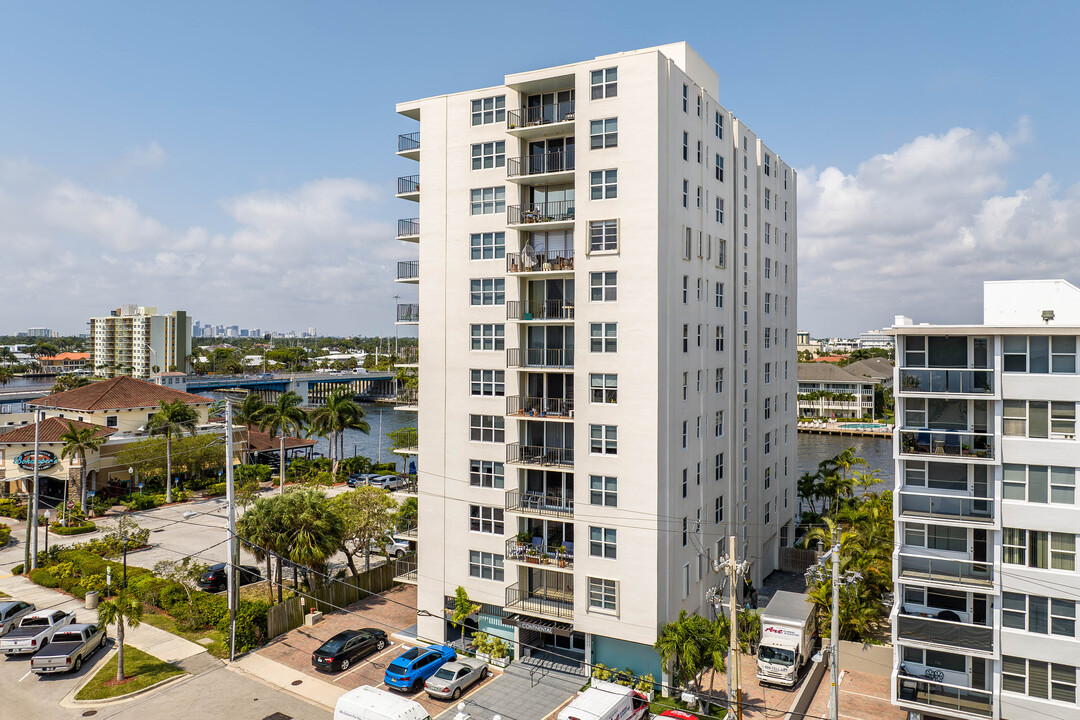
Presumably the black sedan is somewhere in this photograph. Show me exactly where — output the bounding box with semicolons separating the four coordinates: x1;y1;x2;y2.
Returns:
311;628;389;672
196;564;262;593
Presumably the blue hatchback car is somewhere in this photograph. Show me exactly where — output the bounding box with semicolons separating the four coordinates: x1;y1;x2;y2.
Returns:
384;645;457;692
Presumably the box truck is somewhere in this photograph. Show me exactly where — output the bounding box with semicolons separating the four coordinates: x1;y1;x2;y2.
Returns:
756;591;816;687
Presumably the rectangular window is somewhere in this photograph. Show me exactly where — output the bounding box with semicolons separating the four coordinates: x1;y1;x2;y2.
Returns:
470;232;505;260
764;153;771;176
590;323;617;353
682;324;689;353
716;282;724;308
470;186;506;215
716;326;724;351
588;577;617;610
696;186;702;208
590;169;618;200
716;368;723;394
470;369;505;397
471;96;505;125
715;453;724;481
682;179;689;208
470;278;505;305
765;223;771;244
470;324;505;351
715;496;724;523
590;118;618;149
715;411;724;437
682;83;688;112
469;414;504;443
765;328;771;349
764;397;771;420
764;502;770;524
764;188;771;210
682;517;688;546
715;111;723;138
697;95;702;117
590;373;617;403
697;140;702;163
589;526;617;558
682;275;689;303
764;292;771;314
718;239;726;267
590;271;617;302
765;258;772;278
681;421;687;448
591;67;617;99
715;154;724;182
682;131;689;161
469;460;504;488
590;475;617;507
469;505;504;534
1005;464;1077;504
715;196;724;222
589;220;618;252
765;363;771;383
471;141;505;169
468;550;504;581
590;424;618;455
764;432;771;455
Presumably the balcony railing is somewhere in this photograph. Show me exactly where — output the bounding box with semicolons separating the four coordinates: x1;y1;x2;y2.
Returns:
506;300;573;321
397;174;419;195
507;347;573;369
393;554;418;584
506;396;573;419
897;553;992;588
505;489;574;518
505;582;573;620
397;218;420;239
507;248;574;273
507;101;575;129
899;369;993;394
507;201;575;226
506;443;574;468
897;492;994;523
396;304;419;323
397;260;420;281
896;614;993;653
899;430;994;459
505;539;573;569
398;132;420;153
507;151;575;179
396;387;418;408
396;347;419;365
393;521;418;540
896;674;992;717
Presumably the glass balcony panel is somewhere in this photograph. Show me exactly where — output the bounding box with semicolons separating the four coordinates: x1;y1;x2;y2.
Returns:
896;674;992;717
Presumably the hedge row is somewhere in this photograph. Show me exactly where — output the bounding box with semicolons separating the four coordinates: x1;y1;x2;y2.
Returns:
51;522;97;536
0;524;10;546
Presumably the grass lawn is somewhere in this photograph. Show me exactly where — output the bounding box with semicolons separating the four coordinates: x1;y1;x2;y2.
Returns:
239;579;296;604
140;612;228;658
75;645;185;700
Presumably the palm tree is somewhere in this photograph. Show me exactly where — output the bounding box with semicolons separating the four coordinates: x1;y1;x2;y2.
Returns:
253;391;307;492
307;391;369;475
237;496;286;603
280;489;344;590
51;375;91;394
96;592;143;682
147;399;200;503
59;422;108;511
0;367;13;387
234;394;266;427
655;610;712;689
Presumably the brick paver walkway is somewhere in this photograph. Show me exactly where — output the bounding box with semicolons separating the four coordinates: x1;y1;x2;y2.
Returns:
805;669;906;720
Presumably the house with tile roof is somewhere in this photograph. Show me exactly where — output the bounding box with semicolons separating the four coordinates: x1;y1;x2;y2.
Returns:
37;352;91;373
28;376;212;433
797;362;877;419
0;418;116;500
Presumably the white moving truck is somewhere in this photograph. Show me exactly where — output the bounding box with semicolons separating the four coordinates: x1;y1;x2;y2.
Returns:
557;680;649;720
334;685;431;720
756;591;816;687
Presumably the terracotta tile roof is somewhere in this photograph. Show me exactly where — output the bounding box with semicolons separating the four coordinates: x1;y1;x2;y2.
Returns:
29;376;212;411
0;417;116;444
245;425;317;453
40;352;91;361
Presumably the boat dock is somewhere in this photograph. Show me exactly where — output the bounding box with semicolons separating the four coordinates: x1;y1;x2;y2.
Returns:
798;421;893;438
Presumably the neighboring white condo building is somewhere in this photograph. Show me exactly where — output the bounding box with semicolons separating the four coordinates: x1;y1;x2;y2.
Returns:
892;279;1080;720
393;42;797;679
89;305;192;379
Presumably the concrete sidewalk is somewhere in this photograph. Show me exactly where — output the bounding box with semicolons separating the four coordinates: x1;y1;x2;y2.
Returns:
232;650;345;711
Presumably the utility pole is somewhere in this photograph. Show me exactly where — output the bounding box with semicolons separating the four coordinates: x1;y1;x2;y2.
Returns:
712;535;749;720
225;399;238;662
29;408;41;571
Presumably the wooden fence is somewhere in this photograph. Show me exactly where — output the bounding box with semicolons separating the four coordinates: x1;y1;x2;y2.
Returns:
267;562;398;639
778;546;821;573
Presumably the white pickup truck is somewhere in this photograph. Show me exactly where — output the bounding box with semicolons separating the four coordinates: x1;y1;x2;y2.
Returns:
0;610;76;656
30;623;108;674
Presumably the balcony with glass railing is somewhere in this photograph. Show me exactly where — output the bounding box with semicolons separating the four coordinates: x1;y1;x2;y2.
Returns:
895;611;993;654
505;442;573;468
396;174;420;201
897;492;995;524
896;552;993;590
898;430;994;460
396;218;420;242
506;299;573;322
898;369;994;395
505;488;574;519
507;248;574;274
396;260;419;283
505;581;573;620
506;200;575;229
397;132;420;160
507;151;575;185
506;101;575;135
506;396;573;420
507;347;573;369
895;672;992;718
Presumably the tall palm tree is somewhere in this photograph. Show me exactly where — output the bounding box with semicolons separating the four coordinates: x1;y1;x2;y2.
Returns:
147;399;200;503
96;592;143;682
59;422;108;511
280;489;345;590
237;496;286;603
0;367;13;387
253;391;307;491
307;391;369;475
655;610;709;689
51;375;91;394
234;394;266;427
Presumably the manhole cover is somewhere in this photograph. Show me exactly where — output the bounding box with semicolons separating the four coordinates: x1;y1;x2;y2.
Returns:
290;679;303;686
263;714;293;720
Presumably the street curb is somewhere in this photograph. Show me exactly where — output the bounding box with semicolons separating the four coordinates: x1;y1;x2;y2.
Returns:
224;658;336;713
59;647;191;708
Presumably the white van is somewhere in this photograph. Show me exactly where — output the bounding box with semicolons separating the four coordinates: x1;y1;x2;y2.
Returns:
334;685;432;720
557;681;649;720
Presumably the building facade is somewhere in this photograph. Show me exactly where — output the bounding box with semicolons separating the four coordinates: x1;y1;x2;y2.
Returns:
796;363;875;419
89;306;192;379
395;43;797;677
892;279;1080;720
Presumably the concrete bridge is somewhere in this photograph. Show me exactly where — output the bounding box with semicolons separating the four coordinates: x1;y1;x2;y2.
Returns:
185;372;397;404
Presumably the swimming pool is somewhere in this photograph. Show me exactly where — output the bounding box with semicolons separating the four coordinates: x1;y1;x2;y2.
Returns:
839;423;889;430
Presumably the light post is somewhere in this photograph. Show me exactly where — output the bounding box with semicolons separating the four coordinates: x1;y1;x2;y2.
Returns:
43;510;50;554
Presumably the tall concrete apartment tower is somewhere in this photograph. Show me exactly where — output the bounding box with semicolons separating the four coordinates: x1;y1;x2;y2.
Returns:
891;279;1080;720
89;305;192;379
394;43;797;676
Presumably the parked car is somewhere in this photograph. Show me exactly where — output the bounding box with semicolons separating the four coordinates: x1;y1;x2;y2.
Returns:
348;473;379;488
334;685;429;720
557;681;649;720
29;623;107;674
373;536;410;558
384;644;456;692
369;475;409;491
0;610;75;655
424;657;488;700
0;601;36;637
311;628;389;672
196;563;262;593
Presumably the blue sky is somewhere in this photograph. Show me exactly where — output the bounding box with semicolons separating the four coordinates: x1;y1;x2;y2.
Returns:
3;1;1079;336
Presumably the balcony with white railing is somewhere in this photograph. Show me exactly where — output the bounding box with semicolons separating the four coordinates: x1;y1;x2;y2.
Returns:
898;430;995;460
894;671;992;718
897;492;995;525
896;552;993;590
898;368;994;395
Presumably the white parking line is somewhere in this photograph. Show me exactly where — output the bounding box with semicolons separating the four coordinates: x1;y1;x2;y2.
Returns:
18;669;33;682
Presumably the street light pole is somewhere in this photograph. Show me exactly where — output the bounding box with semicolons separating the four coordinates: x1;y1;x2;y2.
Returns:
29;408;42;571
225;399;238;662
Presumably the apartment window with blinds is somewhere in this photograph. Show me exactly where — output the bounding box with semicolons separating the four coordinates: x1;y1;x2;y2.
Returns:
590;475;617;506
1003;464;1076;504
590;425;617;455
590;527;617;558
589;220;618;252
1004;528;1076;570
1003;592;1077;637
590;170;618;199
590;374;617;403
590;323;617;353
1002;656;1077;703
1004;335;1078;373
588;577;617;611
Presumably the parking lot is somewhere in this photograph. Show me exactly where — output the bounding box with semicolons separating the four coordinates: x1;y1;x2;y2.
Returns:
257;584;502;716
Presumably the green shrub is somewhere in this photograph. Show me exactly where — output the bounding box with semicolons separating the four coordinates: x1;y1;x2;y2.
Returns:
59;577;77;592
130;576;173;606
236;464;272;485
12;563;23;575
51;521;96;536
125;494;158;512
71;585;87;599
29;568;59;588
0;499;26;520
206;483;226;497
220;599;269;652
0;524;10;546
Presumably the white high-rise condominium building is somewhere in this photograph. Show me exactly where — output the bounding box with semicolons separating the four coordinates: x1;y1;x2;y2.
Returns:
89;306;192;379
394;42;797;677
892;279;1080;720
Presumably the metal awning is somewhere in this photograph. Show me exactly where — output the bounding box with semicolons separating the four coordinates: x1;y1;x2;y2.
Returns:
503;613;574;637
